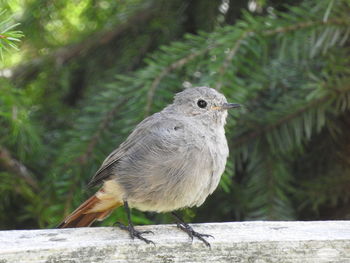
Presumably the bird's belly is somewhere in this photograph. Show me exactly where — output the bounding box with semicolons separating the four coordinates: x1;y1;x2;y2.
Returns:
127;130;228;213
129;156;226;213
129;172;211;213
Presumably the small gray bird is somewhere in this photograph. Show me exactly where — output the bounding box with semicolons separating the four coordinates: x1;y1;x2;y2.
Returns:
58;86;240;247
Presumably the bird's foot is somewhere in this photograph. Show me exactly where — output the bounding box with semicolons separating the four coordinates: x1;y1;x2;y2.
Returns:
114;222;155;245
176;222;213;248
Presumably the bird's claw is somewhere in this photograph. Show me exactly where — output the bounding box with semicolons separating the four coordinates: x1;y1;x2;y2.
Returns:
114;221;155;245
176;222;213;248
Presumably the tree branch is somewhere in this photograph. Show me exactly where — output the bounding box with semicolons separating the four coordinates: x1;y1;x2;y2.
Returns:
77;99;128;165
262;18;349;36
0;146;39;190
215;30;250;91
215;18;349;91
232;86;350;148
145;17;349;113
61;97;130;214
144;47;211;116
2;7;156;81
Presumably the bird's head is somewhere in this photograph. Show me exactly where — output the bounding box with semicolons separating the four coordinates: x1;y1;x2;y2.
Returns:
169;86;240;126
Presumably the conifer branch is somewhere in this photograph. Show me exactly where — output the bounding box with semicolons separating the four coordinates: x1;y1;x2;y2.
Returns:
0;146;39;190
62;98;128;214
262;18;349;36
77;101;124;165
216;30;251;91
54;11;155;65
3;7;155;79
61;98;129;171
145;47;211;116
232;86;350;148
146;17;349;111
216;18;349;90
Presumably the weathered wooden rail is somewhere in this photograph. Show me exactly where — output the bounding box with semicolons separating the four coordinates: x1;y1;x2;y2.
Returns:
1;221;350;262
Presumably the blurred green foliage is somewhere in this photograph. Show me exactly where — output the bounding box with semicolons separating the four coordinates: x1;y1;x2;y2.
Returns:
0;9;23;61
1;0;350;230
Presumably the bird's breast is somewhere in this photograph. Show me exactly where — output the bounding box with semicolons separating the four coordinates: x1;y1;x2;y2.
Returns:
126;122;229;212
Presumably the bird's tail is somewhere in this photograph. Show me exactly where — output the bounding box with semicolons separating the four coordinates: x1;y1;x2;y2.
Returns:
57;189;123;228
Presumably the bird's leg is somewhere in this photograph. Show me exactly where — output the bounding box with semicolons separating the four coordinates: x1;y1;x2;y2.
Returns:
171;212;213;248
115;201;155;245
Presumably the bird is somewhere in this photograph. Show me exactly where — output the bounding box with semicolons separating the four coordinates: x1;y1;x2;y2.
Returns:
58;86;240;247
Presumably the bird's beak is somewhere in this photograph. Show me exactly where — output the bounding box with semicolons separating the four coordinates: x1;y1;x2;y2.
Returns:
212;103;241;110
222;103;241;110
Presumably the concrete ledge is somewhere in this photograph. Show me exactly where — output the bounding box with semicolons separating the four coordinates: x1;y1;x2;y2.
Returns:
1;221;350;262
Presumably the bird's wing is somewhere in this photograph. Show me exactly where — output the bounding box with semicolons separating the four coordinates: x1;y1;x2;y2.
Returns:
88;113;200;188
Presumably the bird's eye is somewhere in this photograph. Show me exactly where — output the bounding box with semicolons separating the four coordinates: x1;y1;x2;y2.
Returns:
197;99;207;108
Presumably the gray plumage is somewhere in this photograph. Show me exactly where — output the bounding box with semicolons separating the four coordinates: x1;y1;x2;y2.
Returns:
89;86;234;213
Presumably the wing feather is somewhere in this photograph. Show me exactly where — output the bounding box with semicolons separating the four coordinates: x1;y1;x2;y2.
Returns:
88;113;187;187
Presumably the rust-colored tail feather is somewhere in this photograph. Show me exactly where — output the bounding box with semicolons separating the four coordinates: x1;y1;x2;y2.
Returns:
57;194;121;228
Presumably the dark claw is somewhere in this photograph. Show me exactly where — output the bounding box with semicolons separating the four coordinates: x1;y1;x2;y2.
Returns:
115;221;155;245
130;228;155;245
176;222;212;248
171;212;213;248
176;223;194;240
191;230;212;248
